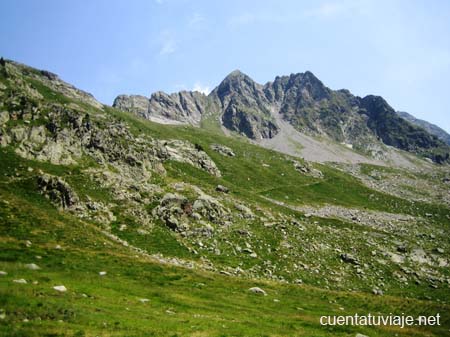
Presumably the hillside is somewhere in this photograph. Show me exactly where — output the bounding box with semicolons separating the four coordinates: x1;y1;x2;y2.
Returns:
1;59;450;336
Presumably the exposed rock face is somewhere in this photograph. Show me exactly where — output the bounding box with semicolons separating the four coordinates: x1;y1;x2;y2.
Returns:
210;70;279;140
148;91;208;125
113;95;149;116
360;96;449;163
397;111;450;146
113;91;209;125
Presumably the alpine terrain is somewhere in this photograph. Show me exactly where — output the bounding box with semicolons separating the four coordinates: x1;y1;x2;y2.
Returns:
1;58;449;336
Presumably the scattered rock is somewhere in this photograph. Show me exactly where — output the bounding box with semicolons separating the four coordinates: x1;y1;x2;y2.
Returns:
340;253;359;265
211;144;235;157
235;203;254;218
372;288;383;296
215;184;229;193
53;285;67;292
25;263;41;270
434;248;444;254
13;279;27;284
0;111;9;125
248;287;267;295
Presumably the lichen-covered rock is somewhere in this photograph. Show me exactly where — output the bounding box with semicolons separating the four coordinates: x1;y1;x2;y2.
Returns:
153;193;190;230
192;195;228;223
37;174;80;209
211;144;235;157
159;140;221;177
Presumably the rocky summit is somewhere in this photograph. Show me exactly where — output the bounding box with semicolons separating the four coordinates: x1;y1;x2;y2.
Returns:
1;58;449;336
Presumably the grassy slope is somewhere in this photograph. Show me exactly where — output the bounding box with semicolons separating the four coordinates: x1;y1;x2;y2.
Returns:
1;173;449;337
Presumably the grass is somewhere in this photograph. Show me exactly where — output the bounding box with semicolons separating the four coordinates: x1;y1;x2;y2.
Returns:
1;186;449;336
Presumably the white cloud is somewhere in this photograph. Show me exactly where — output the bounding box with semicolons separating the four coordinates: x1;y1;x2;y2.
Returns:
227;13;288;27
188;13;206;28
305;0;373;19
158;31;177;56
192;82;210;94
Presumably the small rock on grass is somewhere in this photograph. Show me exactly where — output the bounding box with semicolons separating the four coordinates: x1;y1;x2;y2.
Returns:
99;271;107;276
25;263;41;270
53;285;67;292
13;279;27;284
248;287;267;296
0;271;7;276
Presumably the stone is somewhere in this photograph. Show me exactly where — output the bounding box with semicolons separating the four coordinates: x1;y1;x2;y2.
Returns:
139;298;150;303
372;288;383;296
210;144;235;157
28;126;46;143
0;271;7;276
215;184;229;193
355;334;369;337
13;279;27;284
25;263;41;270
53;285;67;292
10;127;27;142
340;253;359;265
248;287;267;295
37;174;79;209
99;271;107;276
0;111;9;125
235;203;254;218
435;248;444;254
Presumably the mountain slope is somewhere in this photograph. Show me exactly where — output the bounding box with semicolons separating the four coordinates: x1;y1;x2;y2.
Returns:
113;70;450;164
397;110;450;145
1;59;450;336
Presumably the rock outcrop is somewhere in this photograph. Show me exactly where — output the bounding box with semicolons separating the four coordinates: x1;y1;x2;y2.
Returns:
113;91;209;125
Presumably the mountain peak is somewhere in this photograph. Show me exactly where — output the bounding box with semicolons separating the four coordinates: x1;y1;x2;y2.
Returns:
226;69;246;78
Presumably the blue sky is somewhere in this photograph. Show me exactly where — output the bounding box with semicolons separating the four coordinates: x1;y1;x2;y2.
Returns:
1;0;449;132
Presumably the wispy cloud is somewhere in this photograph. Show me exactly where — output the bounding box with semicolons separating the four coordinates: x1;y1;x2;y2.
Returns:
158;31;177;56
188;13;206;28
228;0;373;27
192;82;210;94
305;0;373;19
227;13;287;27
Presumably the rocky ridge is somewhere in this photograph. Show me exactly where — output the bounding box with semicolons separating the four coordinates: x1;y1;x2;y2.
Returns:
114;69;450;164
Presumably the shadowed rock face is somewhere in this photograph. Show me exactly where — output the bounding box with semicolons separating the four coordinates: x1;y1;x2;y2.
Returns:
210;70;279;140
397;111;450;146
113;69;450;163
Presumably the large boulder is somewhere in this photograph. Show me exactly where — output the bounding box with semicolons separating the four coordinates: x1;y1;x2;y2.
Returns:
37;174;80;209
